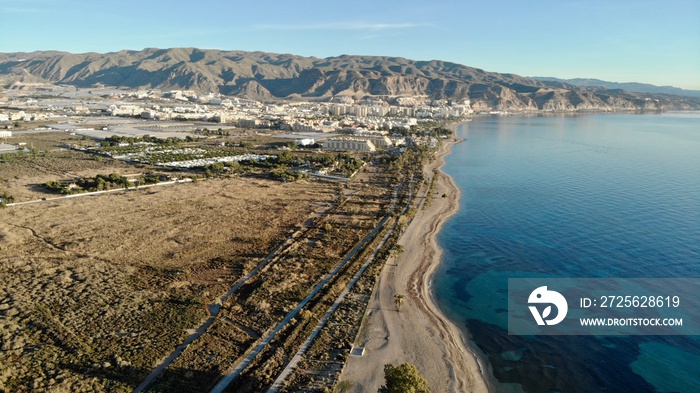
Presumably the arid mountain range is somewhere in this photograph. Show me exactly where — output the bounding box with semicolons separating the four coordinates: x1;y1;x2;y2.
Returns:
533;77;700;98
1;48;699;111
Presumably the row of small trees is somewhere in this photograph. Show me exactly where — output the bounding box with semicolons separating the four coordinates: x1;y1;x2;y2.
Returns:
44;173;130;194
388;144;433;173
102;135;180;146
43;173;170;194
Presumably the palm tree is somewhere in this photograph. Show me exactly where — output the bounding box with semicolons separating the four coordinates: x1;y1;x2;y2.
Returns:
394;294;405;312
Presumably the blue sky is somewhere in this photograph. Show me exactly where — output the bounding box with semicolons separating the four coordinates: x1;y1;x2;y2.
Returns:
1;0;699;89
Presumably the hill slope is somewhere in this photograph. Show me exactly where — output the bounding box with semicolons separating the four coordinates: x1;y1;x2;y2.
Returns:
533;77;700;98
1;48;699;111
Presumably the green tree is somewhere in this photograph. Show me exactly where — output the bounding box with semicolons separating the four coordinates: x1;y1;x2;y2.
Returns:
277;150;296;165
378;363;430;393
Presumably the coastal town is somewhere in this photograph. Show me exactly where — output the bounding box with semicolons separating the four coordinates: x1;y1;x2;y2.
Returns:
3;0;698;389
0;81;486;393
0;84;468;169
1;83;471;139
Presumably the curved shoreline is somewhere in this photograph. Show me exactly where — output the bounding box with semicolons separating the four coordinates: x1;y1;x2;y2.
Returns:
341;133;489;393
406;137;489;392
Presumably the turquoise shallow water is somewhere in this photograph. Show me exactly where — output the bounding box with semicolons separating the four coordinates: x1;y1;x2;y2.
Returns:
434;112;700;393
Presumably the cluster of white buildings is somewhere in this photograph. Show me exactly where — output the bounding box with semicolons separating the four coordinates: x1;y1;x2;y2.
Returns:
0;110;59;123
96;92;473;125
320;129;405;153
1;88;468;155
3;83;475;126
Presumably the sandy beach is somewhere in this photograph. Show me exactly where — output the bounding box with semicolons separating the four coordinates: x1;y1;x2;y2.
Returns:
340;136;489;392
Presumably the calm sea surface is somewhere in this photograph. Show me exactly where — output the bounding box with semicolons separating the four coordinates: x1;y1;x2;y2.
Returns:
435;112;700;393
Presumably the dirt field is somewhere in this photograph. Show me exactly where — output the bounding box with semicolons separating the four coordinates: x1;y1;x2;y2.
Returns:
0;176;335;392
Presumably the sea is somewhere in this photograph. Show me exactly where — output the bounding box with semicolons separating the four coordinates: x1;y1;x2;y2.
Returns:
434;112;700;393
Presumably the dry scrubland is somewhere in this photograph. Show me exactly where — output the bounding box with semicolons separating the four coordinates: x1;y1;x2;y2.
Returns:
0;174;336;392
0;129;433;392
0;132;133;202
215;171;403;393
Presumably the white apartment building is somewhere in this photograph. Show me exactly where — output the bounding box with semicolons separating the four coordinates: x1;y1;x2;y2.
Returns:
109;105;143;116
389;107;417;117
353;106;369;117
330;104;348;116
323;138;376;152
366;135;392;148
292;122;318;133
237;119;261;128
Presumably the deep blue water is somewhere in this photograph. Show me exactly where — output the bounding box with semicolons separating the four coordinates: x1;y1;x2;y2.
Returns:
435;113;700;393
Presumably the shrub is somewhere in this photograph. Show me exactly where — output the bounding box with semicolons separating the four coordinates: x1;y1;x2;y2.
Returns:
379;363;431;393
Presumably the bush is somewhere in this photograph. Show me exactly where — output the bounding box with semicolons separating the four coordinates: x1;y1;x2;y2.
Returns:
379;363;431;393
269;168;308;182
0;192;14;207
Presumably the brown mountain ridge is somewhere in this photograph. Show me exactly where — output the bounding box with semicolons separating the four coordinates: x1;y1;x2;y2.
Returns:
1;48;698;111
